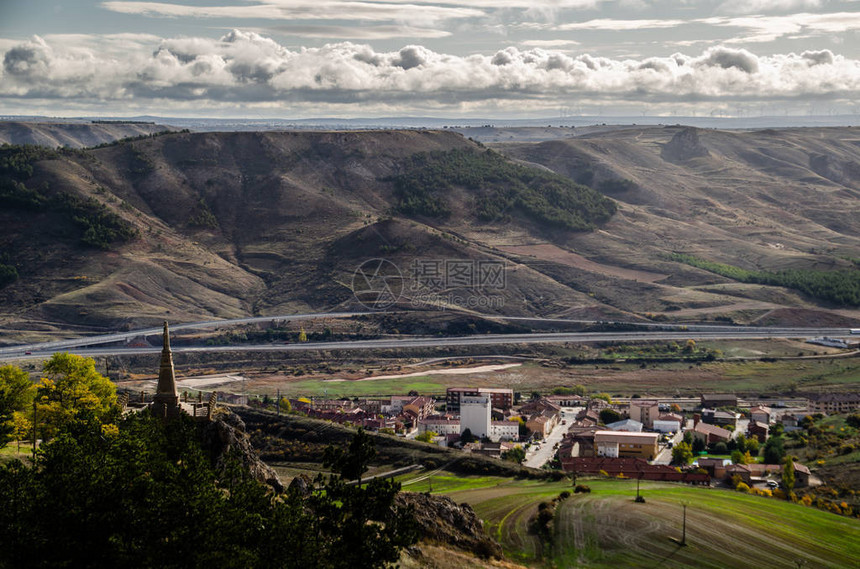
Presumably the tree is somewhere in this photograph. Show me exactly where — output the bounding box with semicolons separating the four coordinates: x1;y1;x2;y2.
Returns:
12;412;30;453
323;427;376;486
764;436;786;465
502;445;526;464
782;457;795;493
415;431;437;443
672;441;693;465
279;397;291;413
460;428;474;444
746;437;760;455
731;450;753;465
691;436;705;454
670;403;682;414
35;353;117;439
0;365;34;446
592;393;612;404
298;328;308;342
599;408;622;425
683;339;696;353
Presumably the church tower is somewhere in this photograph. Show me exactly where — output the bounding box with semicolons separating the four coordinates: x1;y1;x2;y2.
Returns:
151;321;180;419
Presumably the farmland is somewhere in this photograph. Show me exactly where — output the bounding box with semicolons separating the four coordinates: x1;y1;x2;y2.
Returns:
398;474;860;568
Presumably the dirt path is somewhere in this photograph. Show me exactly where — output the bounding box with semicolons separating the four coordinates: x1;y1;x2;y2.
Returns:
499;243;668;283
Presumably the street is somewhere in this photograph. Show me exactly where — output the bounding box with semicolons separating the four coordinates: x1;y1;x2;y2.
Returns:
523;407;580;469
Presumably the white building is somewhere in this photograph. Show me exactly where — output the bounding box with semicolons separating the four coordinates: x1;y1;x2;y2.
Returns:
490;420;520;442
460;394;492;439
418;418;460;436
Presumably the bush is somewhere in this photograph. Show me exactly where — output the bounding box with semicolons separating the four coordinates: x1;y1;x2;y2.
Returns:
558;491;571;500
712;442;728;455
736;482;751;493
574;484;591;494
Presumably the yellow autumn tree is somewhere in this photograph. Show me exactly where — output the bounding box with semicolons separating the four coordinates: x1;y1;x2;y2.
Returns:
35;353;117;439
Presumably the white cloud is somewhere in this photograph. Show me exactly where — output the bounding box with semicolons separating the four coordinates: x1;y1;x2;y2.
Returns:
100;1;484;23
2;31;859;113
261;25;451;40
702;11;860;44
520;39;581;47
556;18;687;31
715;0;824;16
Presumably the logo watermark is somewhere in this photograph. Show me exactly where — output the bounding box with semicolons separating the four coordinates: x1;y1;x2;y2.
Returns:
352;258;506;310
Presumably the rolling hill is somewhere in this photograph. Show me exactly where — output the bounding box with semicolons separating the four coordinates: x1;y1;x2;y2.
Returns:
0;126;859;343
0;121;177;148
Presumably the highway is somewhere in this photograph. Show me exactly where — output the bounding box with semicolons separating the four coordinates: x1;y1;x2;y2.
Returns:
0;318;854;360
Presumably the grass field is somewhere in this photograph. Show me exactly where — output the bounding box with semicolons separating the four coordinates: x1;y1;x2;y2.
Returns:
397;473;860;568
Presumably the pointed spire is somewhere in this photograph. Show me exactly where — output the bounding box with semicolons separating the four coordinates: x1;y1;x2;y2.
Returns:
154;321;178;406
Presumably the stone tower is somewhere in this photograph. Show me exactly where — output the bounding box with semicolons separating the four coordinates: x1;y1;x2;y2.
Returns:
151;321;180;419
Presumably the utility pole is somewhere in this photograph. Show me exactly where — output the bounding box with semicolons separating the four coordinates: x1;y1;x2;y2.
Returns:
681;502;688;546
31;399;37;462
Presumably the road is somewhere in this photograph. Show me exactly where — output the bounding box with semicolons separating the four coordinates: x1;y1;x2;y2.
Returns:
0;314;854;360
524;407;580;469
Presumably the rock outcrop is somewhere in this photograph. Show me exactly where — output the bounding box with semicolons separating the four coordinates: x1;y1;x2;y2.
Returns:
396;492;503;559
199;410;284;493
661;127;710;162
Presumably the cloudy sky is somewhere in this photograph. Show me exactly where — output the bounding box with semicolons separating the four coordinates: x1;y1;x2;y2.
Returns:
1;0;859;118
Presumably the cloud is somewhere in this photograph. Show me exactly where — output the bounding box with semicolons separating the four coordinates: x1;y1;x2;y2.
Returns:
715;0;824;16
520;40;581;47
100;1;484;23
701;12;860;44
262;25;450;40
557;18;686;31
2;31;859;112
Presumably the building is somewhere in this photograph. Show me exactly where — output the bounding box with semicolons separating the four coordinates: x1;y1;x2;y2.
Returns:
701;408;738;428
700;393;738;408
691;421;732;445
403;396;436;421
604;418;644;432
519;397;562;417
526;414;553;438
749;406;772;424
807;393;860;414
629;400;660;429
793;461;811;488
446;387;513;413
490;420;520;441
653;413;683;433
594;431;659;460
418;417;461;436
747;420;769;443
147;322;214;422
460;394;492;439
561;458;710;485
545;394;584;407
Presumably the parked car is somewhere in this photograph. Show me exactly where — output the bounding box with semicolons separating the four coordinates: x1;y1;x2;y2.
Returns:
767;480;778;489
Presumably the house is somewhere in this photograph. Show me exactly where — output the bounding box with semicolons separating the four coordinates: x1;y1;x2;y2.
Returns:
418;417;461;436
403;396;436;421
560;457;710;485
474;441;516;459
749;406;772;424
446;387;513;413
696;457;731;478
691;421;732;445
725;463;752;485
545;394;584;407
807;392;860;414
793;462;811;488
629;400;660;429
747;420;769;443
559;428;597;459
491;420;520;441
519;397;562;417
526;415;552;438
700;393;738;408
653;413;683;433
702;408;738;428
604;418;644;432
594;431;659;460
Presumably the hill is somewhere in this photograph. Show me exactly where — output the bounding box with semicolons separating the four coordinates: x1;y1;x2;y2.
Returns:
0;121;176;148
0;126;859;342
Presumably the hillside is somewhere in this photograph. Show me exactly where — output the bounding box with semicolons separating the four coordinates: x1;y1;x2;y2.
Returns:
0;121;176;148
0;130;616;341
0;126;858;343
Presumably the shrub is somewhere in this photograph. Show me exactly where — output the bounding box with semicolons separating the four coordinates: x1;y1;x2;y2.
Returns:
574;484;591;493
558;491;571;500
736;482;751;493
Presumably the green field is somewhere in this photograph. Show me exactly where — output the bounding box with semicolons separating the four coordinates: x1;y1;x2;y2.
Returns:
397;473;860;568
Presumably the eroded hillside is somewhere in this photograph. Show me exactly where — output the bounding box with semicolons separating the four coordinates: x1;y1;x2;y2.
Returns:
0;126;858;342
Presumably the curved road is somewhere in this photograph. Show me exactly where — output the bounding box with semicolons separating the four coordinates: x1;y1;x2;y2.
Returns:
0;318;854;360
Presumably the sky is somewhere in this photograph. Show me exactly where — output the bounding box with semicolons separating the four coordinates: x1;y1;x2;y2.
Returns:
0;0;859;118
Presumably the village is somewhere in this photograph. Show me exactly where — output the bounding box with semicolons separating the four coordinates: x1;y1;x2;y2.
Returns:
251;383;860;492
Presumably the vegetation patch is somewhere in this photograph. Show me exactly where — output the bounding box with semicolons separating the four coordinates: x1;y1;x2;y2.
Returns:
668;252;860;306
388;148;616;230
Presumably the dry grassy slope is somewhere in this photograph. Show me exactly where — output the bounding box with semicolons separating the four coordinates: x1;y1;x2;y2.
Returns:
2;127;859;340
0;130;626;339
496;126;860;324
0;122;175;148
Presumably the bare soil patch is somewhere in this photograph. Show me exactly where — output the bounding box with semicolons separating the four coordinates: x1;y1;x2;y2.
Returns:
499;243;668;283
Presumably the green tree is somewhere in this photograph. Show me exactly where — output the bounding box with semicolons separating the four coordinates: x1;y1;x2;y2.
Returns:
599;408;622;425
279;397;291;413
501;445;526;464
460;428;474;444
323;427;376;486
764;436;786;465
782;457;796;493
35;353;116;439
592;393;612;404
415;430;437;443
672;441;693;465
298;328;308;342
0;365;34;446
